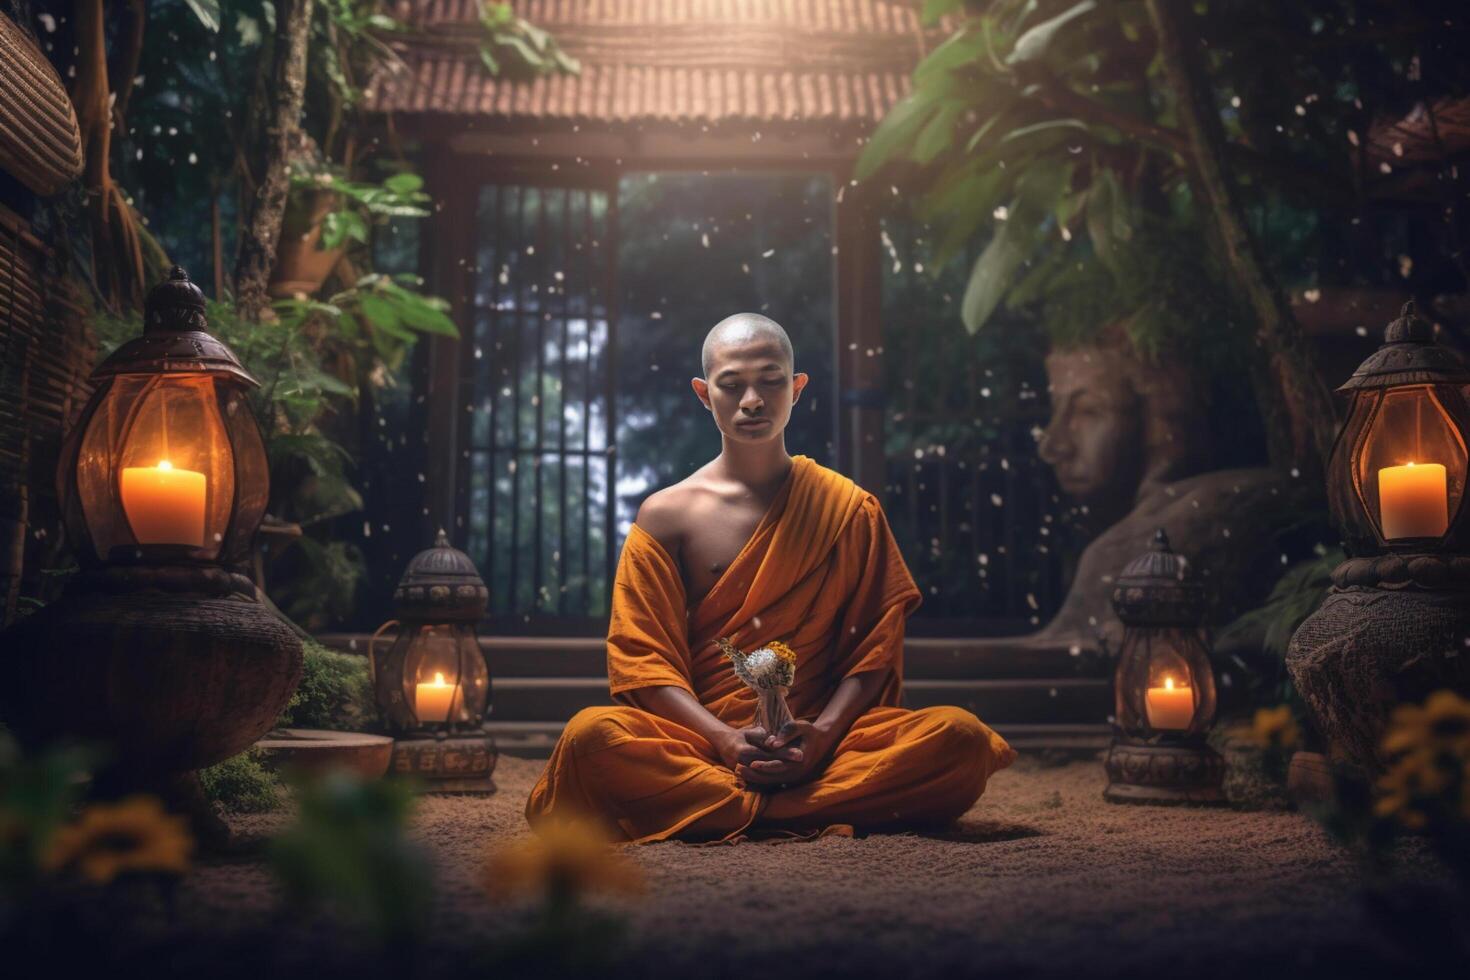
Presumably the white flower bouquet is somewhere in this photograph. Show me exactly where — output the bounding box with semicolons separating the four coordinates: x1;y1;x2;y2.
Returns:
717;636;797;736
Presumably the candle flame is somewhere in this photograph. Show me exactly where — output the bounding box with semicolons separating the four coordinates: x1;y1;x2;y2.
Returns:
433;671;446;686
157;459;173;471
1164;676;1175;690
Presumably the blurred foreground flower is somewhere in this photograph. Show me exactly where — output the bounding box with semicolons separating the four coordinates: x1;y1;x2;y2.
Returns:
483;816;644;904
40;795;192;885
1375;690;1470;830
1250;705;1301;753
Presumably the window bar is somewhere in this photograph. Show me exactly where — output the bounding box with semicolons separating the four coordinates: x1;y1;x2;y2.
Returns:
557;187;572;618
603;183;620;608
508;185;525;612
581;189;594;617
532;189;548;612
904;321;919;571
485;185;504;605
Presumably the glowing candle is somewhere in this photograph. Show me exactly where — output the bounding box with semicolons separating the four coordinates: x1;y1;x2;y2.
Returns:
1377;462;1448;539
119;460;206;547
1145;676;1195;730
415;672;458;724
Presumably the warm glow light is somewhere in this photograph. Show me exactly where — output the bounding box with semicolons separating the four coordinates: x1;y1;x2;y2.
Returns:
1378;461;1448;539
1146;675;1194;730
120;460;207;547
415;671;458;724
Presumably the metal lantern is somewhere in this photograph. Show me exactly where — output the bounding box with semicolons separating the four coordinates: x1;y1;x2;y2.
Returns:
371;530;496;792
1104;529;1225;805
1288;301;1470;770
0;267;302;847
60;267;268;579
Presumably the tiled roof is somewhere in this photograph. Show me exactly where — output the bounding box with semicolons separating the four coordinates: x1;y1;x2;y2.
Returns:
365;0;942;125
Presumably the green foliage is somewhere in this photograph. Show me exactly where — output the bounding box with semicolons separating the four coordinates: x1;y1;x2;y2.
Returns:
289;171;433;250
197;748;282;813
268;771;432;944
859;0;1175;336
477;1;581;77
0;734;97;895
277;639;376;731
1218;545;1343;661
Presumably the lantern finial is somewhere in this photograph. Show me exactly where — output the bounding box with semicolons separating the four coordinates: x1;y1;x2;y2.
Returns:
1384;298;1433;345
435;527;451;548
144;264;208;335
1152;527;1172;552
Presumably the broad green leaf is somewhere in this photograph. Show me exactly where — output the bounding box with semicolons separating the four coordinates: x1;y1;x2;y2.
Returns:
185;0;221;32
921;0;965;25
856;94;936;180
382;173;424;195
1007;0;1096;65
961;218;1032;334
1000;118;1090;143
359;293;410;339
914;104;962;164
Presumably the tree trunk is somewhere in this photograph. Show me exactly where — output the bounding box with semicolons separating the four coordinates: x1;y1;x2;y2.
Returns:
73;0;145;310
1145;0;1338;478
233;0;314;323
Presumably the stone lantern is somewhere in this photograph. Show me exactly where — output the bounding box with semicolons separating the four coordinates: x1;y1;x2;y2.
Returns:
1288;301;1470;770
1104;529;1225;805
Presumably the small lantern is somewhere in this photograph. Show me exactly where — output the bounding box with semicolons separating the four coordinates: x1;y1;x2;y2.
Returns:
1104;529;1225;805
0;268;302;848
57;266;268;583
371;530;496;792
1288;301;1470;771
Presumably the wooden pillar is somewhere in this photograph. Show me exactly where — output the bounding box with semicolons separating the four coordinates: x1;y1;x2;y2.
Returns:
833;175;887;501
422;152;476;541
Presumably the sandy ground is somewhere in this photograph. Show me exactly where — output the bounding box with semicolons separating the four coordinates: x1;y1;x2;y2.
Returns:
151;751;1464;979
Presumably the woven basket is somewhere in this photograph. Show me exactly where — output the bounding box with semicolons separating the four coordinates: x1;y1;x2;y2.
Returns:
0;12;84;196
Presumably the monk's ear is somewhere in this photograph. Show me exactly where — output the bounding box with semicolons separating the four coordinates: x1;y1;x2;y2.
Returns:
791;372;810;401
691;376;711;409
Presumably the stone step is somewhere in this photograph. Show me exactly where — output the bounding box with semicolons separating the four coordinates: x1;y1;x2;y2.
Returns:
486;720;1112;760
483;676;1109;725
318;633;1098;680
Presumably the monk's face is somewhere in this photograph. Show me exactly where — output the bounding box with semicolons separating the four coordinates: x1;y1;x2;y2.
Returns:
1037;348;1143;505
691;339;808;443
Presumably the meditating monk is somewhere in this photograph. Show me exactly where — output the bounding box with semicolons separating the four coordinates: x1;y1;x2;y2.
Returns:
525;313;1016;843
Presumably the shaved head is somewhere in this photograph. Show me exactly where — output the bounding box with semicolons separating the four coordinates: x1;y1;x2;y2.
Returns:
700;313;794;378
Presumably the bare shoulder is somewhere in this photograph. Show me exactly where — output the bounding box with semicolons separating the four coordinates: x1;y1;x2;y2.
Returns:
633;481;697;558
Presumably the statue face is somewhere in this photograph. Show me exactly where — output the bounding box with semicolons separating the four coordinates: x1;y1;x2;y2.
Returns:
1038;349;1144;507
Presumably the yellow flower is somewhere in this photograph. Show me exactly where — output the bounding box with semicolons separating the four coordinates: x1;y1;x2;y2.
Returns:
482;816;644;902
1375;689;1470;831
41;795;193;885
1250;705;1300;752
766;640;798;669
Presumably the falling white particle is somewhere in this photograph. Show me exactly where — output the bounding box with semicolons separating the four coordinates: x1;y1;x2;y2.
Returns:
992;206;1009;221
990;493;1003;507
762;248;775;258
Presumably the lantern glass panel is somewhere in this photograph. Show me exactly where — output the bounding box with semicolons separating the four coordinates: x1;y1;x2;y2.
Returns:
400;623;488;727
76;374;236;560
1352;385;1467;542
1114;628;1217;737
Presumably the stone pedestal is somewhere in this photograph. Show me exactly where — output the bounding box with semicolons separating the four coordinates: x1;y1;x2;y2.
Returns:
390;730;498;793
1103;736;1226;805
1286;555;1470;773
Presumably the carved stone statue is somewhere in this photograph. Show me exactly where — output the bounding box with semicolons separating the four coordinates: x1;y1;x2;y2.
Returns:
986;326;1319;663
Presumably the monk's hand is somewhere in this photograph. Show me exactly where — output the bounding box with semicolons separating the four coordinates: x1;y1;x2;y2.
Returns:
740;720;838;788
714;725;799;775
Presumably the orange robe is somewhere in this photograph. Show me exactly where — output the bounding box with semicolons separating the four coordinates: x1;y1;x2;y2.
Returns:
525;454;1015;843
